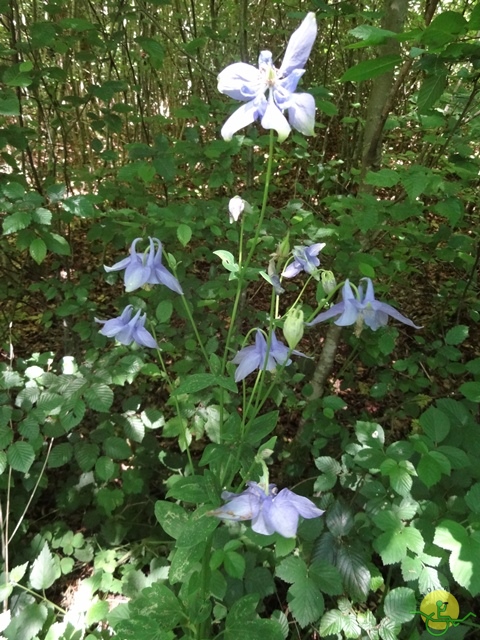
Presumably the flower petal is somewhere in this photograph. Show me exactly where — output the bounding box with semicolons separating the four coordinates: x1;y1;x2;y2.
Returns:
282;262;301;278
233;347;262;382
288;92;316;136
372;301;422;329
124;260;150;292
307;302;345;326
279;12;317;77
261;100;291;142
218;62;262;101
221;99;263;141
275;488;324;519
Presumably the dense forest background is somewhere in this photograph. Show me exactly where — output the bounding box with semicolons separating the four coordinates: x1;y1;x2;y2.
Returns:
1;0;479;638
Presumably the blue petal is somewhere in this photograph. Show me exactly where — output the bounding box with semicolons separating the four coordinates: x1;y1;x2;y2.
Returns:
124;261;150;292
218;62;262;101
221;99;264;141
151;265;184;294
287;93;316;136
262;497;299;537
372;301;422;329
232;346;262;382
282;262;302;278
279;12;317;78
261;99;291;142
307;302;345;326
275;488;324;519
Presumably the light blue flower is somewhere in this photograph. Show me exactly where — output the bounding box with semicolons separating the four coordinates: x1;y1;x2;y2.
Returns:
105;237;183;294
232;329;306;382
218;12;317;142
96;305;157;348
308;278;422;331
282;242;325;278
210;481;324;538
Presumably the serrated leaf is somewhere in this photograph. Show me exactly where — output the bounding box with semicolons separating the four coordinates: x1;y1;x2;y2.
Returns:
10;561;28;583
465;482;480;514
3;211;32;234
341;54;402;82
419;407;450;443
29;238;47;264
74;442;100;471
326;501;354;537
103;436;131;460
173;373;236;395
445;325;469;345
418;451;450;487
7;441;35;473
319;609;345;635
336;546;370;601
156;299;173;323
417;73;447;113
384;587;416;622
30;543;59;589
83;383;113;412
225;595;284;640
86;600;109;625
166;476;207;503
364;169;399;188
288;578;324;628
224;551;245;579
48;442;72;468
276;556;307;584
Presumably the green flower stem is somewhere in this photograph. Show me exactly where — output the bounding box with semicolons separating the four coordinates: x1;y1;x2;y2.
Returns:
220;129;275;377
178;293;211;370
151;331;194;474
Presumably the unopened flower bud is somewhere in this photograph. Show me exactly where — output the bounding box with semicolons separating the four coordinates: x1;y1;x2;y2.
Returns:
277;234;290;260
321;270;337;294
228;196;244;223
283;307;304;349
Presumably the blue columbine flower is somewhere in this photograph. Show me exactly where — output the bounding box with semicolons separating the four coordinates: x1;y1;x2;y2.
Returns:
218;12;317;142
105;237;183;294
232;329;306;382
210;481;324;538
282;243;325;278
96;305;157;348
308;278;422;331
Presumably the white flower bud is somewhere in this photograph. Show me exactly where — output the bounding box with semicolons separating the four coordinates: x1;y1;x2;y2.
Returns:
321;270;337;294
228;196;245;223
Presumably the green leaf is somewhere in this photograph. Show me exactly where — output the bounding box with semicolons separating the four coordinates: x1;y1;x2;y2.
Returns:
276;556;307;584
86;600;109;626
166;476;207;503
29;238;47;264
445;325;469;346
177;223;192;247
466;482;480;514
336;546;370;601
95;456;115;481
59;17;97;31
319;609;345;636
83;383;113;412
3;211;32;234
48;443;72;468
7;441;35;473
459;381;480;402
384;587;416;623
341;54;402;82
224;551;245;579
154;500;189;539
288;578;324;628
103;436;131;460
0;94;20;116
225;595;284;640
364;168;399;188
30;543;60;589
3;603;47;640
310;560;343;596
74;442;100;472
156;300;173;323
247;411;279;445
419;406;450;442
418;451;450;487
326;501;354;537
173;373;236;395
417;73;447;113
434;520;480;595
10;561;29;583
